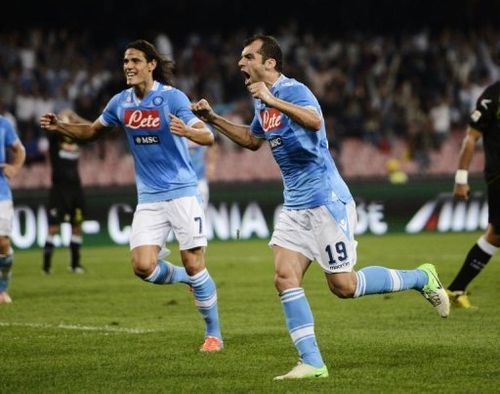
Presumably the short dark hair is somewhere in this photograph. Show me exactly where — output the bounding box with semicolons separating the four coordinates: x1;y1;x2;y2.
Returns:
244;34;283;73
126;39;175;86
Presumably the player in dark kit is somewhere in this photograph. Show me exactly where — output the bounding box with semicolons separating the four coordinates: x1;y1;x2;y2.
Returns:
43;110;86;274
447;79;500;308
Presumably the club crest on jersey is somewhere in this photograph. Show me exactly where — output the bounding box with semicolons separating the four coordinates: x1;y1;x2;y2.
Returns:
261;108;282;132
125;110;161;130
152;96;164;106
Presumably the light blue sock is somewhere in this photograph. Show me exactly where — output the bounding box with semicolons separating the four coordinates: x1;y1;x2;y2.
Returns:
354;266;428;297
144;260;190;285
189;269;222;339
280;288;324;368
0;254;13;292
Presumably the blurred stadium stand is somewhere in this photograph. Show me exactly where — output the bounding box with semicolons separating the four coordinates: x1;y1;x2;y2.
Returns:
1;0;498;188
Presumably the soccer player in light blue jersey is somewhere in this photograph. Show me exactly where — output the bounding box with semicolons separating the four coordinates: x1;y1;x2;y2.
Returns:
193;34;450;379
0;115;26;304
40;39;223;352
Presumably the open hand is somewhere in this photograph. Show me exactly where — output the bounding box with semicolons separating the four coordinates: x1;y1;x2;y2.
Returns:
169;114;189;137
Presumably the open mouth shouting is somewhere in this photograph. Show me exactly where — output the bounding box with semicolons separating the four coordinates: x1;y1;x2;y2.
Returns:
241;71;251;86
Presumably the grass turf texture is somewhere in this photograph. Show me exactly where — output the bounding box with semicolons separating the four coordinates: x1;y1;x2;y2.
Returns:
1;232;499;393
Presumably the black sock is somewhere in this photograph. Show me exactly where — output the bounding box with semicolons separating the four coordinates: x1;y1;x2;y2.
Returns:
43;242;54;272
70;241;81;268
448;244;492;291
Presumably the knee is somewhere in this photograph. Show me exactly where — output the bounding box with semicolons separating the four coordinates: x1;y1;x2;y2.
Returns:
328;277;357;299
274;270;299;293
131;254;156;279
181;247;205;276
331;285;356;299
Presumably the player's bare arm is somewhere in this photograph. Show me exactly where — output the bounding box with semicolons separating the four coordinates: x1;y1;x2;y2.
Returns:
40;113;110;141
58;109;90;124
454;127;482;200
247;81;322;131
192;99;263;151
0;141;25;179
169;114;214;146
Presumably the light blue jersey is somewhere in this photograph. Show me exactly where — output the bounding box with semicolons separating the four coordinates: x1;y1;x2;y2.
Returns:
188;142;207;181
0;116;20;201
250;75;352;209
99;81;202;203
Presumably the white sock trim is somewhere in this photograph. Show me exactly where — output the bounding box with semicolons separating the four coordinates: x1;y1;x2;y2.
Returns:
189;268;208;281
477;236;498;256
290;324;315;344
354;271;365;298
194;293;217;309
388;269;402;291
280;288;304;303
145;265;160;282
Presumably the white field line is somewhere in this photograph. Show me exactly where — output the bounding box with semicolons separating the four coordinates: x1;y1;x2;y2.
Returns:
0;321;159;334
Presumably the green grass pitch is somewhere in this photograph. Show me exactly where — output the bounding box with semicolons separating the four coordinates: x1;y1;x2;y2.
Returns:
1;232;499;393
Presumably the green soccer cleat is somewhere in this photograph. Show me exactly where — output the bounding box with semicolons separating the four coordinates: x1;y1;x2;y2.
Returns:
446;289;476;309
273;361;329;380
417;263;450;318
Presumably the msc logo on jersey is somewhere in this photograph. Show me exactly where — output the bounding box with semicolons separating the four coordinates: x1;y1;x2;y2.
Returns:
134;135;160;145
125;110;161;130
269;136;282;149
260;108;282;132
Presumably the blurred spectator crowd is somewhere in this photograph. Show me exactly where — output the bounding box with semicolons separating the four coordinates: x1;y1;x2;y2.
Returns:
1;25;498;188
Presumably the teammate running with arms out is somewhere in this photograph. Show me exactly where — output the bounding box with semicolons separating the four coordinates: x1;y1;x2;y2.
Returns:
0;115;26;304
192;34;449;379
43;109;87;274
447;76;500;308
40;39;223;352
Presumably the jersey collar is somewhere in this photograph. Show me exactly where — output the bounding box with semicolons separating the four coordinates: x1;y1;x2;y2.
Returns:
131;81;160;106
